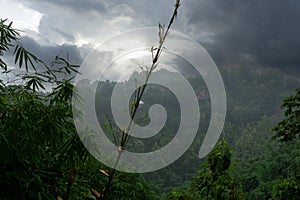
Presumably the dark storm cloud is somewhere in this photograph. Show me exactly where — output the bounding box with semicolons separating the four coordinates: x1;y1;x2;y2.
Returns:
10;0;300;74
183;0;300;71
3;36;83;71
19;36;83;65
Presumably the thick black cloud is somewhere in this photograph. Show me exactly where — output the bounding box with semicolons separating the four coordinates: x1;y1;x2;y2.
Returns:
10;0;300;76
183;0;300;74
3;36;83;73
19;36;83;65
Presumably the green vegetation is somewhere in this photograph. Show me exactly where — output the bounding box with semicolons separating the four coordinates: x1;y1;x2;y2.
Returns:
271;88;300;142
1;9;300;200
0;18;157;200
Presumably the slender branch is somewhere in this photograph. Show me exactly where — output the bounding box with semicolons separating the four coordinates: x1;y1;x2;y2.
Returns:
101;1;181;199
122;0;181;147
101;147;124;200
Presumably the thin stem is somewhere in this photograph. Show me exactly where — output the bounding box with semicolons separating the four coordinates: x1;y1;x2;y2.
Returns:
101;148;124;200
101;1;181;199
122;0;181;147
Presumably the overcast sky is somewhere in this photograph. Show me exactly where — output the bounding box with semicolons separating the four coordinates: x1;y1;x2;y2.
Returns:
1;0;300;75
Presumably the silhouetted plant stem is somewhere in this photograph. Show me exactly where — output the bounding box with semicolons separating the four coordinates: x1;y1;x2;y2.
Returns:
101;1;181;199
122;0;181;147
101;148;124;200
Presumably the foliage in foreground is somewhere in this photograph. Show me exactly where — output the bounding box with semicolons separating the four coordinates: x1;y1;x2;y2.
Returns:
166;139;244;200
0;18;157;200
271;88;300;142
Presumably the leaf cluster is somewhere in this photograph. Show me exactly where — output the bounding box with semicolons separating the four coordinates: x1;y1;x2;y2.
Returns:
271;88;300;142
191;139;244;200
0;19;88;199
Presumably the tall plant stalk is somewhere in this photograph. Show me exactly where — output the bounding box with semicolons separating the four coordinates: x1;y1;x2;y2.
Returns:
98;1;181;199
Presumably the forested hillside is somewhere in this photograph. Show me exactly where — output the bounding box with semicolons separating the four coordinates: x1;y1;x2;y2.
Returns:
93;65;300;199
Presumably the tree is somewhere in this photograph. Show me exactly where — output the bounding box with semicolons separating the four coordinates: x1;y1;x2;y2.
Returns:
269;88;300;200
271;88;300;142
271;176;300;200
0;18;164;200
191;139;244;200
0;18;91;199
